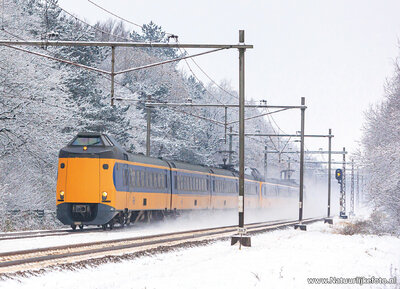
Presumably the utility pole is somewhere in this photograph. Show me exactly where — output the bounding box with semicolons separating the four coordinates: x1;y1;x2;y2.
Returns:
294;97;307;230
231;30;251;247
361;174;364;205
228;126;233;165
224;106;228;144
340;147;348;218
146;95;151;157
350;159;355;216
356;166;360;209
324;128;334;224
264;144;268;180
111;46;115;106
1;0;4;30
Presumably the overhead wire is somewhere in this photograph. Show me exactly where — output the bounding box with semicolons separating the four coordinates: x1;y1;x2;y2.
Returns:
84;0;240;103
48;0;129;42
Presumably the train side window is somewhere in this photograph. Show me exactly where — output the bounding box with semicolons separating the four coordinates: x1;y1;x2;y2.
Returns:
180;176;183;190
131;168;136;187
148;172;152;188
141;171;145;187
138;170;142;187
123;153;128;161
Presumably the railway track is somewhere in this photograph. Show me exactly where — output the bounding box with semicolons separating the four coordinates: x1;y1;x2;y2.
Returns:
0;223;137;241
0;217;323;274
0;229;81;241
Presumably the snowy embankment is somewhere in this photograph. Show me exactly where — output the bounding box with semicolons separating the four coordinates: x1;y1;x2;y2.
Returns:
1;217;399;289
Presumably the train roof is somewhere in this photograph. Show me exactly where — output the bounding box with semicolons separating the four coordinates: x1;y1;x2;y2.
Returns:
167;160;211;174
127;153;170;168
209;167;238;178
62;133;254;179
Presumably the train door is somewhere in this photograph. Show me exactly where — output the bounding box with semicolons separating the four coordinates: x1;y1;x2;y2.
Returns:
66;156;100;203
209;174;215;209
207;174;212;209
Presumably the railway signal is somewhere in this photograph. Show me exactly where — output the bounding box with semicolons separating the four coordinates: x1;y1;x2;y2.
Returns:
335;169;343;182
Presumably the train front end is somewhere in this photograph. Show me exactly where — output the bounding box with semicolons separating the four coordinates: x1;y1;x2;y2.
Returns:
56;133;120;229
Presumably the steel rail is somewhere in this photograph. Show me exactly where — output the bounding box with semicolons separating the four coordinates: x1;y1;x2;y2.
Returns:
0;218;323;271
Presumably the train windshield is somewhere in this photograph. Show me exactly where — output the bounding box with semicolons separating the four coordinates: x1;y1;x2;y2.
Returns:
71;136;103;146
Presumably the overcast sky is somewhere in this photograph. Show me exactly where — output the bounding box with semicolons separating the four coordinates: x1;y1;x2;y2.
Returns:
58;0;400;159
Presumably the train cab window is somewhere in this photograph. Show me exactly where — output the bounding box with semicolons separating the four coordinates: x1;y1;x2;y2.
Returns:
103;135;114;146
71;136;103;146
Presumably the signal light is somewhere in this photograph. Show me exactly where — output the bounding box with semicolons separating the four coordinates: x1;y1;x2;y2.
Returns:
335;169;343;182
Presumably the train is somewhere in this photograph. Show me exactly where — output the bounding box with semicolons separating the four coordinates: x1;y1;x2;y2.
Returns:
56;132;299;230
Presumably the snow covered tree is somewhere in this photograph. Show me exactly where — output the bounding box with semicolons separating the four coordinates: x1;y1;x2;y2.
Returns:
360;55;400;233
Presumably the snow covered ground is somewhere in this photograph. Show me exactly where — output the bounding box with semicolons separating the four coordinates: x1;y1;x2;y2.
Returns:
0;206;304;254
1;217;399;289
0;191;328;254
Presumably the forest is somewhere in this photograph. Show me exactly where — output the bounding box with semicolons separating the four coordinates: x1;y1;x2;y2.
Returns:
0;0;307;227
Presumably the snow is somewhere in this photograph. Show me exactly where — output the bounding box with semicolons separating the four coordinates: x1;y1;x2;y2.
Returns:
1;218;399;289
0;208;298;254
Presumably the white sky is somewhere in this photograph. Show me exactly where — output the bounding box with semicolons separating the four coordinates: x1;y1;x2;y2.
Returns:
58;0;400;157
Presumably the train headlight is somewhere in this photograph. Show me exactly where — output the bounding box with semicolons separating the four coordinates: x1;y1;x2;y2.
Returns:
102;191;108;201
60;191;65;200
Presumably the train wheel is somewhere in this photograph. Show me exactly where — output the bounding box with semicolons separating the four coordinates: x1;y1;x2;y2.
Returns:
79;225;84;230
119;216;125;227
102;224;107;231
109;222;114;230
71;224;77;231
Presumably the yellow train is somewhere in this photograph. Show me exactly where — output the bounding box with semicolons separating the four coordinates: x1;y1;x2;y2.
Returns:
56;132;298;230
